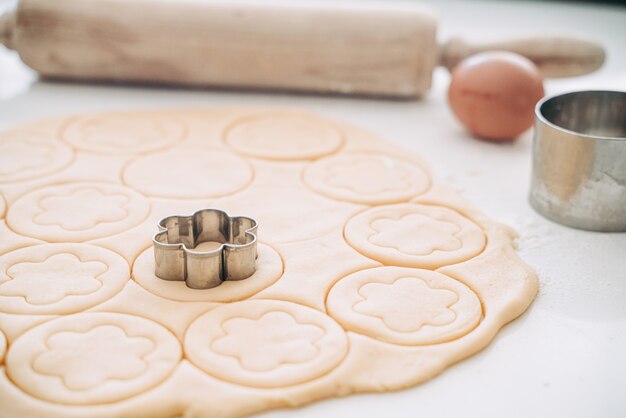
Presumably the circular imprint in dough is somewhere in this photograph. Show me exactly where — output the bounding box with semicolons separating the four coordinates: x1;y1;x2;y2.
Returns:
62;113;185;154
0;193;5;218
0;243;129;315
6;312;181;405
224;112;344;160
344;203;486;268
212;185;359;243
133;243;283;302
185;299;348;388
123;147;253;199
0;130;74;183
327;267;482;345
303;152;430;204
6;182;150;242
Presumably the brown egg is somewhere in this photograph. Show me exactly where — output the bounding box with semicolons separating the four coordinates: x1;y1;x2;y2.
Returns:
448;51;545;141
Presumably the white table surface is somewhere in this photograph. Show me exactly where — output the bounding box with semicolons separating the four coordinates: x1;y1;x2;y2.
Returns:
1;0;625;417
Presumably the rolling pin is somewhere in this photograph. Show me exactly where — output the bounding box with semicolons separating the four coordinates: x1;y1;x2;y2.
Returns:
0;0;605;97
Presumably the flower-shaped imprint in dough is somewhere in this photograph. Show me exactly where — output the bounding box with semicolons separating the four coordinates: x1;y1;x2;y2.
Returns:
62;112;185;154
303;152;430;204
344;203;486;269
327;267;482;345
224;111;344;160
6;312;181;405
133;243;283;302
0;130;74;183
0;243;129;314
7;182;150;242
123;147;253;198
185;299;348;387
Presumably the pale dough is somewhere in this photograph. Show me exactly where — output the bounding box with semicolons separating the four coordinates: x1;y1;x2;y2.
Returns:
185;299;348;388
0;109;538;418
303;152;431;204
7;182;151;242
326;267;482;345
62;112;186;154
6;312;181;405
344;203;487;268
224;111;345;160
123;147;253;199
0;243;129;315
0;129;74;183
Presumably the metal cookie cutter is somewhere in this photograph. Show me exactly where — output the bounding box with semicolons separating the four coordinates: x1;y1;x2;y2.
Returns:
530;90;626;232
153;209;258;289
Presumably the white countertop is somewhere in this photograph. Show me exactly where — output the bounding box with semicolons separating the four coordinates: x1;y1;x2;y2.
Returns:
1;0;625;417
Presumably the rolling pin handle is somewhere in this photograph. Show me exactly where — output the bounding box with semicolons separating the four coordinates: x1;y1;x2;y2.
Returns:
0;11;16;50
440;36;606;78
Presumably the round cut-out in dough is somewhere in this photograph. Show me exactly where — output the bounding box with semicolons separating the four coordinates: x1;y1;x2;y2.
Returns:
344;203;486;268
185;299;348;388
132;243;283;302
0;243;129;314
327;266;482;345
6;312;181;405
304;152;430;204
0;130;74;183
62;113;185;154
123;147;253;199
212;185;359;243
0;193;5;218
224;112;344;160
6;182;150;242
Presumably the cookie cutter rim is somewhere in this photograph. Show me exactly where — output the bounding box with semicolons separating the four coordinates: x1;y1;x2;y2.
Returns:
535;90;626;142
529;90;626;232
153;208;258;289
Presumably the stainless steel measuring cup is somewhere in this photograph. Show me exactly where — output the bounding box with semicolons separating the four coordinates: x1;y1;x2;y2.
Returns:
530;90;626;232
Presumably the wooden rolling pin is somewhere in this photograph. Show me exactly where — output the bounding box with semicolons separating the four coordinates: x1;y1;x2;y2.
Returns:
0;0;605;97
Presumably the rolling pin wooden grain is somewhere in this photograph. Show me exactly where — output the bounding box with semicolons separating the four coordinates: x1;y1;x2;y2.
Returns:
0;0;605;97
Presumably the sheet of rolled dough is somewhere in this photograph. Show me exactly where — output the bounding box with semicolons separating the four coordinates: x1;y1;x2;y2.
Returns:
0;109;537;418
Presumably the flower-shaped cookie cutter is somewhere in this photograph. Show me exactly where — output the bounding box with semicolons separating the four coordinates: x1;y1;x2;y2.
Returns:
153;209;258;289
